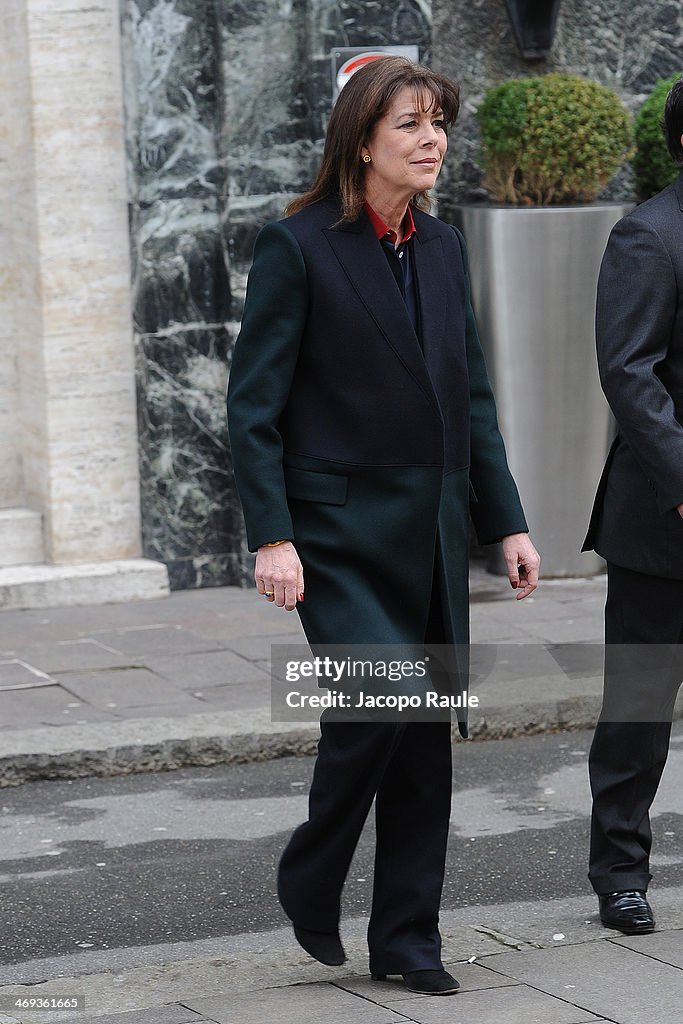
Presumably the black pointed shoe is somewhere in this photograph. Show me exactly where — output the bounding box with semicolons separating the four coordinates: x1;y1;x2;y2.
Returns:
293;926;346;965
372;969;460;995
599;890;655;934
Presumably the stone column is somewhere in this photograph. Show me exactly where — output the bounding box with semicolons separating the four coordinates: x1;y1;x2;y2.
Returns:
0;0;168;607
0;0;33;514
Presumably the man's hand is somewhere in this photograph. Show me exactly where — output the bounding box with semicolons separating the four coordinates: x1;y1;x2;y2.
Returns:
255;541;304;611
677;502;683;519
501;533;541;600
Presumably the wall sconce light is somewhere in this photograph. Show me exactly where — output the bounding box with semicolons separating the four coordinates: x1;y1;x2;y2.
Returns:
503;0;562;59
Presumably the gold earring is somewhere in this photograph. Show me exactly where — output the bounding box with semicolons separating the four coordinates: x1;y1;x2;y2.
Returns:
362;154;371;164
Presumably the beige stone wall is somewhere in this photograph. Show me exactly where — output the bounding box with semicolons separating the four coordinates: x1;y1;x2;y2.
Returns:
0;0;143;564
0;0;35;510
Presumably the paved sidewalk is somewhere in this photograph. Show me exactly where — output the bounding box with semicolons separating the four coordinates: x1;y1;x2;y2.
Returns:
0;566;610;786
3;567;683;1023
1;888;682;1023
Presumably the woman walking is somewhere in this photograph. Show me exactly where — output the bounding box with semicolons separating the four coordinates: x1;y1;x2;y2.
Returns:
228;56;539;995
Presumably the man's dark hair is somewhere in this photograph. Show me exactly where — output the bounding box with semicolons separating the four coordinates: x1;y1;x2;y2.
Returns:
663;76;683;164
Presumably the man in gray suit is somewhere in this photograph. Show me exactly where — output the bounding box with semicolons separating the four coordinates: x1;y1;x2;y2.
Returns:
583;77;683;935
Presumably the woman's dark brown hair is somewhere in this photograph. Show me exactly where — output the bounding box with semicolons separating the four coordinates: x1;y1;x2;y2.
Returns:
285;56;460;222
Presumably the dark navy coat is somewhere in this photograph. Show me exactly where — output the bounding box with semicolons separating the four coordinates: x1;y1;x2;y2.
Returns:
228;201;528;733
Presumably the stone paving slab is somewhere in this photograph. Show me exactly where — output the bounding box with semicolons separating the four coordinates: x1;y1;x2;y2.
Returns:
0;661;54;688
387;983;602;1023
492;592;598;622
2;640;142;674
56;669;192;710
519;617;604;644
611;928;683;967
183;983;409;1024
85;627;227;659
146;651;271;688
0;685;119;728
468;617;541;642
173;607;304;642
486;936;683;1024
56;1009;212;1024
187;681;273;712
0;593;278;644
91;699;224;721
221;632;308;662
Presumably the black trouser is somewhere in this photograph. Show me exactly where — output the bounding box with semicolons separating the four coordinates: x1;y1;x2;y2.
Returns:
588;563;683;895
277;718;452;974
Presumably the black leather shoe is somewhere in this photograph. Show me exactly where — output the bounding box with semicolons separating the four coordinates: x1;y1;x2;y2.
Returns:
293;926;346;965
372;969;460;995
599;890;655;934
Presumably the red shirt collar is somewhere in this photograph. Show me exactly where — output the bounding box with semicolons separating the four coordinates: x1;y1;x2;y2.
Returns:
364;202;417;244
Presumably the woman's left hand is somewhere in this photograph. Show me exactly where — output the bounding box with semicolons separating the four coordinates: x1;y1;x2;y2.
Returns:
501;533;540;600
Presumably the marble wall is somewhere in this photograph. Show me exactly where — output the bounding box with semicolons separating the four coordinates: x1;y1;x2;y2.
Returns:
223;0;431;264
121;0;431;588
120;0;679;589
431;0;683;220
121;0;238;589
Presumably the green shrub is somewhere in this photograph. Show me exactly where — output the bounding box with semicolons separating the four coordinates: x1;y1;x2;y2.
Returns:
477;73;633;205
633;74;681;199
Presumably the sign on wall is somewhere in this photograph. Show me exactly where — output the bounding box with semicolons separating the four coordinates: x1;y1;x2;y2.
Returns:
331;46;420;97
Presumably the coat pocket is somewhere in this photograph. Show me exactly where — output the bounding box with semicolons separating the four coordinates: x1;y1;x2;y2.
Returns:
284;466;348;505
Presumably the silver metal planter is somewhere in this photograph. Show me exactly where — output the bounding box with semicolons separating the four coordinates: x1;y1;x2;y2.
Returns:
453;203;633;577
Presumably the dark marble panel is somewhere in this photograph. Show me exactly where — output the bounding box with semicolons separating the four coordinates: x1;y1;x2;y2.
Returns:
219;0;318;264
219;0;432;262
163;552;253;591
121;0;225;204
131;198;232;333
227;194;303;275
551;0;681;94
135;327;247;589
121;0;433;588
122;0;242;588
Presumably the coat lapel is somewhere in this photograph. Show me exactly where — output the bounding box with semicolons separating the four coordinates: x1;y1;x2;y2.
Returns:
675;169;683;212
323;214;440;414
411;214;448;365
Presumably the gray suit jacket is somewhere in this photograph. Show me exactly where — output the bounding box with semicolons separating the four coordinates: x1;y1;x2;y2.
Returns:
583;171;683;577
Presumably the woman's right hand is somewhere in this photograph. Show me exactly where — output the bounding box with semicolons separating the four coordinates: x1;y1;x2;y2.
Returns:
255;541;304;611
